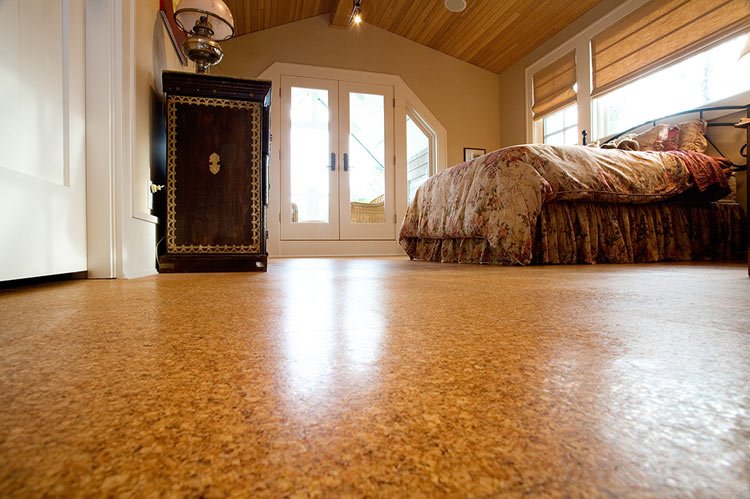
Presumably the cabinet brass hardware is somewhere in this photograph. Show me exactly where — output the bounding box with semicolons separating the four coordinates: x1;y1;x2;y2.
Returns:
209;152;221;175
150;183;165;194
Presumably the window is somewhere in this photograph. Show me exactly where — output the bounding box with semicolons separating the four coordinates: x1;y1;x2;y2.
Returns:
526;0;750;144
594;34;750;137
543;104;578;145
531;50;577;120
531;50;578;144
405;111;434;203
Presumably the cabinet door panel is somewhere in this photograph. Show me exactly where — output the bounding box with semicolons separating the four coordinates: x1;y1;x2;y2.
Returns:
168;97;262;254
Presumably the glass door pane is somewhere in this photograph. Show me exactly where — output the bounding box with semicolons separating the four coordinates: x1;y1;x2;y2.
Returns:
347;92;385;224
339;82;394;240
290;87;330;223
406;114;431;203
280;76;338;241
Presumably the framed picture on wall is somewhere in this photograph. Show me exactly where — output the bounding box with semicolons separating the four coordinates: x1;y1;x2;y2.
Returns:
464;148;486;161
159;0;188;66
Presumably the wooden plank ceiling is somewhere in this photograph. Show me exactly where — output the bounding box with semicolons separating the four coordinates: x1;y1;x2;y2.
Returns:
221;0;604;74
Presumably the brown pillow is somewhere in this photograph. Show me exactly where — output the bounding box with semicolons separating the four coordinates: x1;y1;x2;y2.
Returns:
676;119;708;152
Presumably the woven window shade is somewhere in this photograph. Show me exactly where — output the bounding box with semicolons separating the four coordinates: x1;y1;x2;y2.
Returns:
591;0;750;97
532;50;577;119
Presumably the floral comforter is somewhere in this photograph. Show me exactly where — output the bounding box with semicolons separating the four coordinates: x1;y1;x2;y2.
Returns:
398;145;730;264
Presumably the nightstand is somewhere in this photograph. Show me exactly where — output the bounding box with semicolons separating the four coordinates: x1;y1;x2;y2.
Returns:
158;71;272;273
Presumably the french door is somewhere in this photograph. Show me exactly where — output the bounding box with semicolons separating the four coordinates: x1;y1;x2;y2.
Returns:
280;75;395;241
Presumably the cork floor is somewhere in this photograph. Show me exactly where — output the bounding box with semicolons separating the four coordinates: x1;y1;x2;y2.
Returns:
0;258;748;497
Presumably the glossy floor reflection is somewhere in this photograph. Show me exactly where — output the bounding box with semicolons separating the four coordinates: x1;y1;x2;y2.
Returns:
0;258;748;496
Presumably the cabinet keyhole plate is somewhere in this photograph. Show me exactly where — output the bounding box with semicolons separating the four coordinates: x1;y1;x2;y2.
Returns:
209;152;221;175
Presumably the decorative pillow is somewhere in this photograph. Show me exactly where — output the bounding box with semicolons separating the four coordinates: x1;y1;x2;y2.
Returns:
598;135;640;151
676;119;708;152
596;120;709;152
616;138;640;151
632;124;669;151
661;126;680;151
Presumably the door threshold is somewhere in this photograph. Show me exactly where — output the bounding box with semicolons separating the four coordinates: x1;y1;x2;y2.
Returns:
277;239;404;257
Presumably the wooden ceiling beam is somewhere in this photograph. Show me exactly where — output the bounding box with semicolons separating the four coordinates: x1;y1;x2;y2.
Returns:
329;0;351;28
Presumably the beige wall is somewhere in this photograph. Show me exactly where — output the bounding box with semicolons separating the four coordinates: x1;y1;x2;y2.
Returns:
217;14;500;167
497;0;622;147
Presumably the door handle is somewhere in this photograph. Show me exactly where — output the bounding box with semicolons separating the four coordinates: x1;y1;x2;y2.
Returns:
329;152;336;172
343;152;349;172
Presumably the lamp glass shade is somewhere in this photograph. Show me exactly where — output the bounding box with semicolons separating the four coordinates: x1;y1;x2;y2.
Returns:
174;0;235;40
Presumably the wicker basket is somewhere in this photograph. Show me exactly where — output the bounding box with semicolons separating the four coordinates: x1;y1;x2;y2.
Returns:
351;194;385;223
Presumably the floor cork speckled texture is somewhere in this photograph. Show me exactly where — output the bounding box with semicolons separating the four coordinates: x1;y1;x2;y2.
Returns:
0;258;748;497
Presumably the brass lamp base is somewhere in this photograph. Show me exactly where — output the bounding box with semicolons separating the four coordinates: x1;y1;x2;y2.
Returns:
183;35;223;74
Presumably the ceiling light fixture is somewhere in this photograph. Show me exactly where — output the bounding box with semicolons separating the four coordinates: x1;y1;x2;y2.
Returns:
444;0;466;12
351;0;363;25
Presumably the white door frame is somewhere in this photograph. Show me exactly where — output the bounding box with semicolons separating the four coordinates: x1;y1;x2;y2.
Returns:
260;63;448;257
86;0;161;279
85;0;118;278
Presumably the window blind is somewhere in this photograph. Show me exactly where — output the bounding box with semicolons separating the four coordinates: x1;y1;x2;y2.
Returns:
591;0;750;97
532;50;577;119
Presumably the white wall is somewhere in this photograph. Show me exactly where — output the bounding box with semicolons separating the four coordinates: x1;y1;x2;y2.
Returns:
116;0;184;278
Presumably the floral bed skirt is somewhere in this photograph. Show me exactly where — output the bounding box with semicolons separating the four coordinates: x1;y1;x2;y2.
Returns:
400;201;747;265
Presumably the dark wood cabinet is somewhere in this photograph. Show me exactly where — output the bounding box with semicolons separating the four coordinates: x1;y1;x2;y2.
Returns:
158;71;271;273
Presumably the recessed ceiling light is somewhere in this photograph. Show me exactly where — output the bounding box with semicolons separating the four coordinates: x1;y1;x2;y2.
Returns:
444;0;466;12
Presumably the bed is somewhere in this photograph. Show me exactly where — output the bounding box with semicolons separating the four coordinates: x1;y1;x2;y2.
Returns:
399;107;748;265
